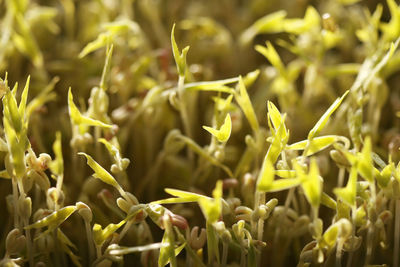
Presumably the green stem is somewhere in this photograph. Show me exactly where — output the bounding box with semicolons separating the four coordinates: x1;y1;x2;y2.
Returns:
222;242;228;267
85;220;95;265
177;75;194;162
394;199;400;267
11;177;19;229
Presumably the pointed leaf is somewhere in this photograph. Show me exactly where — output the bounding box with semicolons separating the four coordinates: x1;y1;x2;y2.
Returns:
18;76;30;119
308;90;349;140
49;132;63;176
78;152;122;192
25;205;77;230
257;159;275;191
68;88;112;128
300;158;322;208
203;113;232;142
256;42;285;75
171;24;189;76
235;77;259;132
357;137;373;182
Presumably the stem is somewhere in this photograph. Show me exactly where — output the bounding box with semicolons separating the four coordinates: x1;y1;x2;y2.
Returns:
338;168;345;188
11;178;19;229
24;218;34;267
56;174;64;193
394;199;400;267
118;219;133;242
255;192;266;266
177;75;193;161
335;240;343;267
222;242;228;267
346;206;357;267
85;220;95;265
365;222;375;265
240;249;246;267
274;188;295;246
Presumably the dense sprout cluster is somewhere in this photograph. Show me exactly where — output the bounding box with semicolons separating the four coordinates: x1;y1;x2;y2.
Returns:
1;0;400;266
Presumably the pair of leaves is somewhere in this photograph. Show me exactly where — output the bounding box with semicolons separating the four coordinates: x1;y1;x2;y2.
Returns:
171;24;189;77
203;113;232;143
68;88;112;129
2;77;31;177
153;181;223;224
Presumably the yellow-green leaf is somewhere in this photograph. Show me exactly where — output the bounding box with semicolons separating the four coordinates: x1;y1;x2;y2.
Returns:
3;118;26;178
265;178;302;192
25;205;77;230
184;77;238;93
198;181;222;223
235;76;259;132
334;166;357;206
78;152;122;193
357;137;373;182
256;42;285;75
308;90;349;140
203;113;232;142
68;88;112;128
18;76;30;119
93;220;126;246
257;159;275;192
299;158;322;208
171;24;189;77
239;10;287;46
49;132;63;176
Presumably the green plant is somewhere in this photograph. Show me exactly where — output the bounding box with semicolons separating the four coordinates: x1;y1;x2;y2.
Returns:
1;0;400;266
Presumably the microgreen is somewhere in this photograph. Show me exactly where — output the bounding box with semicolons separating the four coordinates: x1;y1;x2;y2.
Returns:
1;1;400;266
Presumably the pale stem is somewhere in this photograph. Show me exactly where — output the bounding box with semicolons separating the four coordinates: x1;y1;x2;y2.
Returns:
85;220;95;264
394;199;400;267
222;242;228;267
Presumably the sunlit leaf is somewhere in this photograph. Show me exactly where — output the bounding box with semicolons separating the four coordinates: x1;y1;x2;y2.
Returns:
25;205;77;239
357;137;373;182
93;220;126;246
3;118;26;178
308;90;349;140
380;0;400;41
256;42;285;75
18;75;30;119
49;132;63;176
298;158;322;208
334;165;357;206
198;181;222;223
321;193;337;210
171;24;189;77
265;178;302;192
257;159;275;192
203;113;232;142
239;10;287;46
234;76;259;132
184;77;238;93
78;152;123;194
68;88;112;128
79;33;110;58
283;6;320;35
287;135;349;156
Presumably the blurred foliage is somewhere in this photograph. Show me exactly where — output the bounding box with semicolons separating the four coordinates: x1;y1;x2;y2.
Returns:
1;0;400;266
